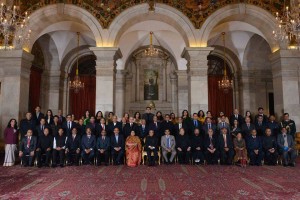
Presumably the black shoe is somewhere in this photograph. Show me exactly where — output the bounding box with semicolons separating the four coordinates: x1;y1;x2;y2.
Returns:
283;164;288;167
51;164;57;168
289;163;295;167
105;163;109;166
38;165;42;168
60;164;64;168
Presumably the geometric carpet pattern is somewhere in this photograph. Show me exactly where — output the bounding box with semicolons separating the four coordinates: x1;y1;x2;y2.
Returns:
0;162;300;199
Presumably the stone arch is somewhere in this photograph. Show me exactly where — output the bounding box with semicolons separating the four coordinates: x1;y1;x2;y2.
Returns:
27;4;104;50
199;4;277;51
107;3;199;47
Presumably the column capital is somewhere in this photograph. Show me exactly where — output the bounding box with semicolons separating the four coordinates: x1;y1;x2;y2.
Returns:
181;47;214;60
90;47;122;60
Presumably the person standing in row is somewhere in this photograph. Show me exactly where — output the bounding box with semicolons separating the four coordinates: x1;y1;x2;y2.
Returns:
3;119;19;167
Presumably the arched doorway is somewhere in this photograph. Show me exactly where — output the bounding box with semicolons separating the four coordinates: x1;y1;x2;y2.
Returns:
29;41;44;113
208;55;233;117
69;55;96;119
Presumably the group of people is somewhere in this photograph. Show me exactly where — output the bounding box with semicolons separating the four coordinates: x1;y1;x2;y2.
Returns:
3;106;297;168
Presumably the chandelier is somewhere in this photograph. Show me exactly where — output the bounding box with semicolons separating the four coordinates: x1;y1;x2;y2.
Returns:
218;32;233;93
69;32;84;93
0;3;31;50
272;0;300;49
144;31;159;57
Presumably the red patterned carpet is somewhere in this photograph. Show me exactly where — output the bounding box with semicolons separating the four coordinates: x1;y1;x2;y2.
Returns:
0;162;300;199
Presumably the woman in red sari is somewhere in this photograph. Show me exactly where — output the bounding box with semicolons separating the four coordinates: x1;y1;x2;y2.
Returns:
125;131;142;167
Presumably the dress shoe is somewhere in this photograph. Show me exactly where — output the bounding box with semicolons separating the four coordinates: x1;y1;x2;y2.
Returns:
60;164;64;168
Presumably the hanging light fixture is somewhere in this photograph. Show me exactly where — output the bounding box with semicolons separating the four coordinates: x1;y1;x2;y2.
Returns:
272;0;300;49
148;0;156;13
0;3;31;50
69;32;84;93
218;32;233;93
144;31;159;57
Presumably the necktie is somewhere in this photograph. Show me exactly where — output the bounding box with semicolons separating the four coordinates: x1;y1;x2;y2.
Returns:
283;135;288;147
208;124;211;129
102;124;104;129
27;137;30;148
194;120;197;126
235;115;238;119
222;122;225;128
155;122;157;128
68;122;71;129
209;137;213;149
102;136;105;140
167;137;170;148
41;125;44;132
223;134;227;148
247;124;250;129
73;135;75;141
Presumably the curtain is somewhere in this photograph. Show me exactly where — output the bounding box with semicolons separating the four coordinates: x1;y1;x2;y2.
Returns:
29;66;43;113
69;75;96;120
208;75;233;117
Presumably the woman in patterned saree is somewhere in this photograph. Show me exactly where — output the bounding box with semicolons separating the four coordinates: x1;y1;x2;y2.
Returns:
125;130;142;167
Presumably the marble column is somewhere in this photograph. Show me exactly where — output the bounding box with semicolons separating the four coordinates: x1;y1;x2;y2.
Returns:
115;69;126;119
0;50;34;138
182;47;214;113
90;47;122;115
176;70;188;116
239;70;256;113
270;50;300;130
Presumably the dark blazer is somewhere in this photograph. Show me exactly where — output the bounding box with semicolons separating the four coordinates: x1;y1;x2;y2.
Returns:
176;135;191;149
229;114;244;127
62;121;77;136
160;120;175;135
262;136;277;152
218;133;234;150
142;113;154;125
191;134;204;151
255;122;267;136
190;120;202;136
50;124;61;137
37;134;53;150
36;124;51;137
20;119;36;138
76;124;86;137
255;114;268;124
148;122;161;137
202;123;217;135
124;123;140;138
217;122;231;134
33;112;45;125
98;124;107;136
241;123;256;138
81;135;96;150
86;123;100;137
110;134;125;149
139;125;150;138
96;136;110;151
144;135;158;151
277;134;294;150
267;121;280;137
66;134;81;151
20;136;37;152
204;135;218;150
174;123;189;138
45;116;54;125
246;136;262;152
57;115;66;125
107;122;122;137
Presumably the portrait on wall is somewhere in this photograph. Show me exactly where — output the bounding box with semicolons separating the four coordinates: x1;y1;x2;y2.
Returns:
144;69;158;100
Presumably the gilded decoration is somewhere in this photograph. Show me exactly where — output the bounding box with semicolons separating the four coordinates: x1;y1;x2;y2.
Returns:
15;0;288;29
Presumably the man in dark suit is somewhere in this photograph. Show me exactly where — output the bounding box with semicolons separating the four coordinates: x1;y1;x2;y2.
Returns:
262;128;278;165
20;112;36;139
139;119;149;139
255;115;267;137
36;118;50;137
217;116;231;135
176;128;191;164
204;128;219;165
149;116;161;138
57;109;66;125
19;129;37;167
202;117;217;135
254;107;268;124
160;114;175;136
174;117;189;139
246;129;263;166
277;127;297;167
124;117;140;139
241;117;256;138
76;119;86;137
229;109;244;127
267;115;280;137
62;114;77;136
96;130;110;166
33;105;44;125
190;113;202;137
36;128;53;167
191;128;205;165
52;128;67;168
51;115;61;137
142;107;155;125
107;115;122;137
111;128;125;165
86;116;100;137
81;128;96;165
65;127;81;166
218;128;234;165
145;130;159;166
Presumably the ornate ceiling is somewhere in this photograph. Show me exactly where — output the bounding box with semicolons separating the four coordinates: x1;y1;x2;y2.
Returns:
17;0;286;29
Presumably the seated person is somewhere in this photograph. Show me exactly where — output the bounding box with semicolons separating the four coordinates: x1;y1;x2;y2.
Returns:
125;130;142;167
204;128;219;165
161;129;176;164
96;130;110;166
81;128;96;165
144;130;159;166
176;128;191;164
218;127;234;165
246;129;263;166
262;128;278;166
191;128;205;165
19;129;37;167
65;127;81;166
110;128;125;165
233;132;247;167
52;128;67;168
36;128;53;167
277;127;297;167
